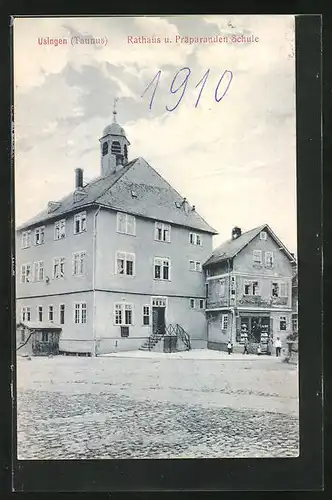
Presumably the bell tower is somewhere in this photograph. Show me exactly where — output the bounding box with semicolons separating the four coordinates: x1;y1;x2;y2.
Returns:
99;98;130;177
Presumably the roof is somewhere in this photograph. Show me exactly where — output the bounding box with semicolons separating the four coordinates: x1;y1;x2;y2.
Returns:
204;224;295;266
102;122;127;138
17;157;217;234
17;321;62;331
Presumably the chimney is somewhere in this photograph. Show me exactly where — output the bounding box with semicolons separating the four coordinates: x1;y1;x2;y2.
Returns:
232;226;242;240
75;168;83;189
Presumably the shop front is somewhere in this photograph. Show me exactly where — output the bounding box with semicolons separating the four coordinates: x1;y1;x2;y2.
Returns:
236;313;272;351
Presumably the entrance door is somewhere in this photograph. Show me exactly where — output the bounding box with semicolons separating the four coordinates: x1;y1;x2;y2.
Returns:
152;307;165;335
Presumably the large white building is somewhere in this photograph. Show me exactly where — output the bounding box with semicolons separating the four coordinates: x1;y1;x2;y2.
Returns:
15;112;217;355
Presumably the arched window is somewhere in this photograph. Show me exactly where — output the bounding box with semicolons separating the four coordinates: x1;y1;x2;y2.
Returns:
102;142;108;156
124;144;128;160
111;141;121;154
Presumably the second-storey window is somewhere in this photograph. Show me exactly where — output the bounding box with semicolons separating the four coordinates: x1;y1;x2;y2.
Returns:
221;314;228;330
72;252;86;276
117;212;136;236
21;230;31;249
115;252;135;276
54;219;66;240
189;260;202;272
253;250;262;265
219;279;226;296
74;303;87;324
244;280;260;295
34;226;45;245
155;222;171;242
21;306;31;322
142;305;150;325
265;251;274;268
189;232;202;246
53;257;65;279
20;264;32;283
272;282;288;298
74;211;87;234
33;261;44;282
280;282;288;297
154;257;171;280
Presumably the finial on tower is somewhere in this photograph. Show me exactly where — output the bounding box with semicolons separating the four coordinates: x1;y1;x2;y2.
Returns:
113;97;119;123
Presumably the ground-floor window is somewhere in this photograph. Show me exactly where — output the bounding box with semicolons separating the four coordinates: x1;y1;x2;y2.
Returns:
114;303;133;326
237;316;271;344
142;305;150;325
221;314;228;330
48;305;54;322
292;317;298;332
74;303;87;324
279;316;287;330
38;306;43;322
42;332;49;342
59;304;65;324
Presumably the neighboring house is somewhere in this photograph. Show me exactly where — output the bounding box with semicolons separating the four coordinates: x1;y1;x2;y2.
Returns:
203;225;296;352
292;268;298;333
15;113;217;355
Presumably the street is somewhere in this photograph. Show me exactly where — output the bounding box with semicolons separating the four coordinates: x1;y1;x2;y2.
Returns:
16;351;299;459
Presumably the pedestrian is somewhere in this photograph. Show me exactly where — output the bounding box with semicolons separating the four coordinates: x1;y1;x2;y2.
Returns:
257;344;262;356
266;337;272;356
274;336;282;357
243;338;249;355
227;341;232;355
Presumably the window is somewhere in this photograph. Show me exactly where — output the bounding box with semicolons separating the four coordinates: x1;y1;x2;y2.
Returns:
253;250;262;265
116;212;136;236
20;264;32;283
115;252;135;276
154;257;171;280
221;314;228;330
53;257;65;279
292;318;298;332
152;297;167;307
206;283;209;298
21;306;31;322
21;230;31;249
59;304;65;325
199;299;205;310
48;305;54;322
265;251;274;268
260;231;267;240
111;141;121;154
34;226;45;245
102;141;108;156
279;316;287;330
189;260;202;272
244;280;260;295
72;252;86;276
42;332;49;342
189;232;202;246
74;211;87;234
143;305;150;325
272;282;287;297
219;279;226;296
38;306;43;322
74;303;87;324
155;222;171;242
280;282;288;297
33;261;44;282
54;219;66;240
189;298;196;309
114;303;133;325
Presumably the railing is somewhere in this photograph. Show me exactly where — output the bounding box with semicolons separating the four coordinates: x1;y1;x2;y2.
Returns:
145;324;191;351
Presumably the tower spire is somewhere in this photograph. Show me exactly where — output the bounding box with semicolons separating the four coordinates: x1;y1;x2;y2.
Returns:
113;97;119;123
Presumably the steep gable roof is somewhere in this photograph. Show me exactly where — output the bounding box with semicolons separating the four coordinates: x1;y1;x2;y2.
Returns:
17;157;217;234
204;224;295;266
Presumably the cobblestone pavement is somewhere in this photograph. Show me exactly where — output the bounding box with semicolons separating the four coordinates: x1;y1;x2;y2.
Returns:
16;355;299;459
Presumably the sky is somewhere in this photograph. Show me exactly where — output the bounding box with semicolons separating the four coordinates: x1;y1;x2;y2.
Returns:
13;15;296;252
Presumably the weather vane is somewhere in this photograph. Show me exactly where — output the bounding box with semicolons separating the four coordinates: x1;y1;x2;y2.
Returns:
113;97;119;123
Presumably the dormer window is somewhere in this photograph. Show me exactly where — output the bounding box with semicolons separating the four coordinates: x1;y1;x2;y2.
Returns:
111;141;121;154
102;142;108;156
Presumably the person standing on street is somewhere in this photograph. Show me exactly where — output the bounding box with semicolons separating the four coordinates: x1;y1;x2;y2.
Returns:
274;337;282;357
243;338;249;355
227;341;232;355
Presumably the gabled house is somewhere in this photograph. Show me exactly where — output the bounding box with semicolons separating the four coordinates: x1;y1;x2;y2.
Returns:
15;112;217;355
203;225;296;352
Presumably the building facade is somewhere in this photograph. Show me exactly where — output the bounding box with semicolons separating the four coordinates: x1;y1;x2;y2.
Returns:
204;225;296;352
15;114;217;355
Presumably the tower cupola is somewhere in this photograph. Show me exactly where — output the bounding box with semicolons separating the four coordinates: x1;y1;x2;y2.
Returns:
99;98;130;177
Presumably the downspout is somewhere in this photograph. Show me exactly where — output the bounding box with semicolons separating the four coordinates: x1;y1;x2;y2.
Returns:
92;206;101;356
227;258;233;343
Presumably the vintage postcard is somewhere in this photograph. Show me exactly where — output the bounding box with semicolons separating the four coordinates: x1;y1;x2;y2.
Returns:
13;15;299;462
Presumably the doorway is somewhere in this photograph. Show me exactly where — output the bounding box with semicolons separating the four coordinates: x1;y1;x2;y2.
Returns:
152;307;165;335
